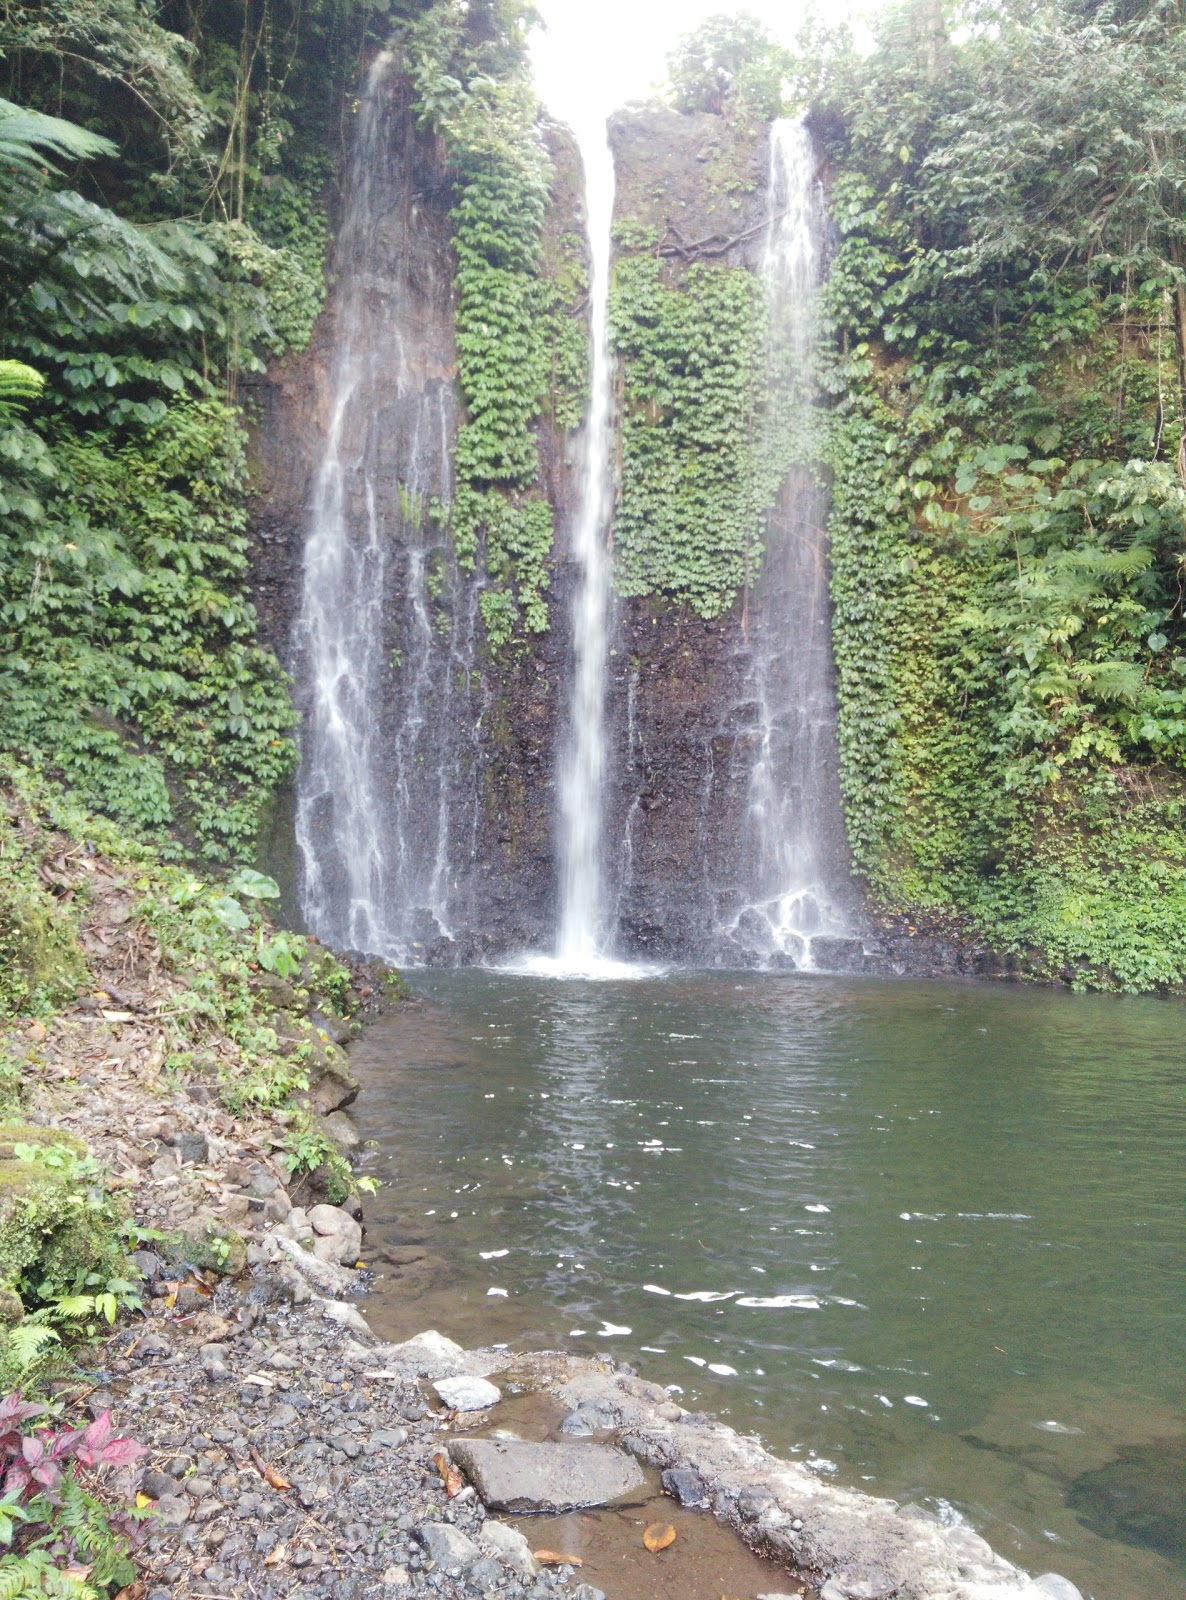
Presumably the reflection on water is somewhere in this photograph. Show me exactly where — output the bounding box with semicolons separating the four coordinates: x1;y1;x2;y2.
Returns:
348;972;1185;1600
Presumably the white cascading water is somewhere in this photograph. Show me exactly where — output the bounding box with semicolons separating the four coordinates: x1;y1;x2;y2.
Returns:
523;116;627;978
724;119;858;970
293;53;466;961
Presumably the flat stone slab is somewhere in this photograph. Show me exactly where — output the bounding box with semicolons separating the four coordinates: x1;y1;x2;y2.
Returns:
448;1438;647;1512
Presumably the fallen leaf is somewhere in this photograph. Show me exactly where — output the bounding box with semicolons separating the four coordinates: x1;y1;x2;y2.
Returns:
135;1492;153;1508
432;1450;464;1498
114;1585;146;1600
263;1542;287;1566
249;1445;292;1491
643;1522;677;1553
533;1550;584;1567
23;1020;47;1043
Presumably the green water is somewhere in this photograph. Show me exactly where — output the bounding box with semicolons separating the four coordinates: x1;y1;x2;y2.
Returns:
349;973;1184;1600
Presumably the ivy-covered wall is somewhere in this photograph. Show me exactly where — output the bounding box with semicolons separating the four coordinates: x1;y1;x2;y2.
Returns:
814;1;1186;991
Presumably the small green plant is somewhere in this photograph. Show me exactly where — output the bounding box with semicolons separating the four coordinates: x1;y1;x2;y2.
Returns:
256;929;306;981
278;1114;357;1206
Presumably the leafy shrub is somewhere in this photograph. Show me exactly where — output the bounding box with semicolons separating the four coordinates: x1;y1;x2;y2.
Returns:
0;1394;148;1597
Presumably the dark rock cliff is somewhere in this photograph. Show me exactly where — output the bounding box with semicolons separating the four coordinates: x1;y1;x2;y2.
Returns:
247;86;982;978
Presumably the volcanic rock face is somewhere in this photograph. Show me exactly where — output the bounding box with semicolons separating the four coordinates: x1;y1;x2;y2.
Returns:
248;85;978;977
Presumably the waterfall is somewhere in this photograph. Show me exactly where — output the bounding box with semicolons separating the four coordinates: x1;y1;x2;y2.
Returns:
532;116;621;977
292;54;469;963
722;119;859;970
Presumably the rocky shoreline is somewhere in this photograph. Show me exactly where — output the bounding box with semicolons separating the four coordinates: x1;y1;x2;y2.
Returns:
38;1007;1080;1600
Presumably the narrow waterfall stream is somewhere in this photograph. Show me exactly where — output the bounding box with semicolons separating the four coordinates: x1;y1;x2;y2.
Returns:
525;117;623;977
723;120;861;970
292;55;470;963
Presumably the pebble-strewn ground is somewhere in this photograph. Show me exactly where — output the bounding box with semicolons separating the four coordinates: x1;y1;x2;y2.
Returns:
93;1278;606;1600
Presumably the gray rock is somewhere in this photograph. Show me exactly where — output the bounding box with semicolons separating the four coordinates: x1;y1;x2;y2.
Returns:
185;1476;216;1499
140;1468;179;1500
479;1519;540;1579
1035;1578;1084;1600
379;1329;470;1379
274;1235;358;1295
433;1375;501;1412
308;1203;363;1265
173;1131;209;1165
661;1466;708;1506
416;1522;481;1571
468;1556;505;1587
820;1576;897;1600
154;1493;191;1528
369;1427;408;1450
322;1110;362;1151
736;1484;777;1520
570;1589;607;1600
199;1343;229;1380
448;1438;647;1513
318;1297;370;1335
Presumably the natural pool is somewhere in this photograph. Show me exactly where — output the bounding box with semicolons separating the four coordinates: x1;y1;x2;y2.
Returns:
348;972;1184;1600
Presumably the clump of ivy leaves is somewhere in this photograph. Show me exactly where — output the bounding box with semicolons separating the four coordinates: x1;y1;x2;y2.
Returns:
610;225;768;617
399;1;588;651
807;1;1186;991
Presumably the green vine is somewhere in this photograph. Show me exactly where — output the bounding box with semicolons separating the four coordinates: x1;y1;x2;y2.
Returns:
610;247;767;616
400;3;584;651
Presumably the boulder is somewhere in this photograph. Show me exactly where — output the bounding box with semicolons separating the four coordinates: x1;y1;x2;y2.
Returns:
447;1439;647;1513
307;1202;362;1265
433;1375;501;1411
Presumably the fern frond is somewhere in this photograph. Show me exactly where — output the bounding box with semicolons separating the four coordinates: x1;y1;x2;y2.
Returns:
0;99;115;181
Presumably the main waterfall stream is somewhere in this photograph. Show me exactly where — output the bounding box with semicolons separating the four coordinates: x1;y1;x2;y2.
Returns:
523;114;632;978
350;972;1183;1600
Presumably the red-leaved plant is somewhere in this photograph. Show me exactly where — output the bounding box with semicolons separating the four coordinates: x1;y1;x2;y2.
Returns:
1;1395;145;1500
0;1390;150;1591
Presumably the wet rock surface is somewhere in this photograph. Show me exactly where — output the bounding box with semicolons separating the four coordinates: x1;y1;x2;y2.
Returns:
448;1439;648;1513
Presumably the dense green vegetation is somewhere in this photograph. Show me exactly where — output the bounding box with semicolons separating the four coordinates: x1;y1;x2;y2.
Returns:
0;0;397;859
3;0;1186;1000
807;0;1186;987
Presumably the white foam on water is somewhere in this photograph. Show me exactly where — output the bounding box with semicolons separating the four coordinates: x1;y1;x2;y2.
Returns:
480;1249;509;1259
501;952;664;981
684;1356;707;1367
642;1284;672;1296
813;1358;863;1372
735;1295;822;1310
707;1363;738;1376
805;1457;838;1473
673;1290;738;1302
904;1395;929;1407
487;1287;508;1297
805;1203;831;1213
597;1321;631;1336
640;1346;667;1353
